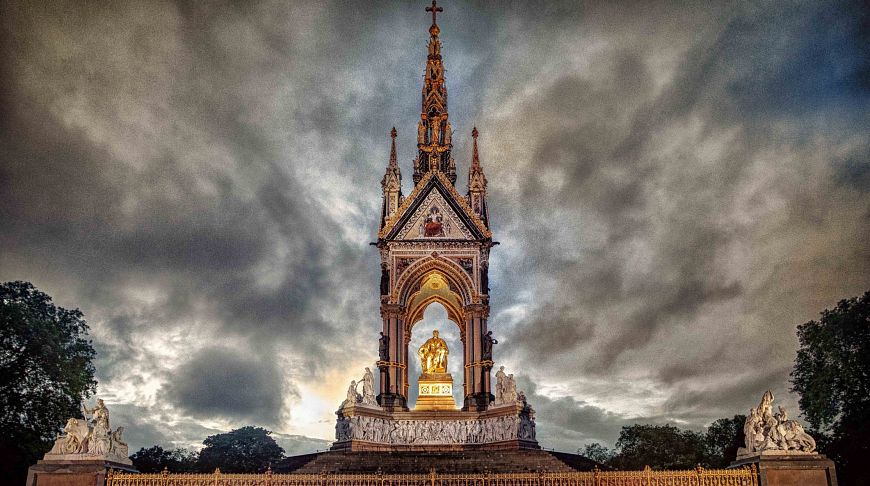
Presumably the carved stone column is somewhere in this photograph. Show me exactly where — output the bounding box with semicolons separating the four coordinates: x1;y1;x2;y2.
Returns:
462;303;490;411
377;303;407;411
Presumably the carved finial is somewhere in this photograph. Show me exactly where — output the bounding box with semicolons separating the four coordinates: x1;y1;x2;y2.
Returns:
472;126;478;139
390;126;397;139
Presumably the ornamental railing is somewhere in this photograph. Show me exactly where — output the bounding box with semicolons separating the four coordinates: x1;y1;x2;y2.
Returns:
107;465;758;486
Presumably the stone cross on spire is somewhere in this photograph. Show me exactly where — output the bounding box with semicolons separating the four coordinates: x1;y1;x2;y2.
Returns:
426;0;443;26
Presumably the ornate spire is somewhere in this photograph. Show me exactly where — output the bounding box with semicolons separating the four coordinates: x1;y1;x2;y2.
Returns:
381;127;402;228
388;126;398;168
467;127;488;225
414;0;455;186
471;127;481;169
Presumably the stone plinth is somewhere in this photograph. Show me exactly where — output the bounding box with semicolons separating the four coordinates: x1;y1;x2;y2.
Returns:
415;372;457;411
26;459;137;486
730;453;838;486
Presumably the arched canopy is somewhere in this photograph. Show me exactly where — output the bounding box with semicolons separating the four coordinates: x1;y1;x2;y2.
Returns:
404;273;465;343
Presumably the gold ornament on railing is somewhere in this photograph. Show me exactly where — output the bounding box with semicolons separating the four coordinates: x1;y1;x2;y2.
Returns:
106;466;758;486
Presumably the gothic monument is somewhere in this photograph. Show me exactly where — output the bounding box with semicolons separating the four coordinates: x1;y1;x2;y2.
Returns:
331;0;537;451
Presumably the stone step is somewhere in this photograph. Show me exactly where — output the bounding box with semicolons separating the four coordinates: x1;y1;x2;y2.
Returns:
275;450;597;474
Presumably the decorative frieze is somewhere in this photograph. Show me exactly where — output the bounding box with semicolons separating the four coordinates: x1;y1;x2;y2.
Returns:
335;413;535;445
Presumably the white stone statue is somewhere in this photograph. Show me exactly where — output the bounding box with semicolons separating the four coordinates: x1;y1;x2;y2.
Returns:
359;367;378;406
494;366;507;405
340;380;362;409
44;398;132;465
737;390;816;458
505;373;518;403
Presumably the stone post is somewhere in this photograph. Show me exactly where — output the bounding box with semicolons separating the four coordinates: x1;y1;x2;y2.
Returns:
730;453;838;486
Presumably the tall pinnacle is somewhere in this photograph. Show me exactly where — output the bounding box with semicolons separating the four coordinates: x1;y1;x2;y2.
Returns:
414;0;455;185
471;127;480;169
382;126;401;191
381;127;402;228
467;127;488;225
389;126;398;168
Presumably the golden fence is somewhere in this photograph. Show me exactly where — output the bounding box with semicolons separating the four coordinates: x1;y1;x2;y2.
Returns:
107;465;758;486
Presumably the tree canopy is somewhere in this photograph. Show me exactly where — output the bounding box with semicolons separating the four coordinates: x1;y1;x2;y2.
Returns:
580;417;745;470
611;424;708;470
0;281;97;482
197;426;285;473
791;291;869;486
130;445;198;472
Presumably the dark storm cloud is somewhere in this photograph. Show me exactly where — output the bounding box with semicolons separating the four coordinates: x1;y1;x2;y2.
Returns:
480;0;868;448
0;0;375;359
1;0;868;454
161;347;289;425
107;403;225;451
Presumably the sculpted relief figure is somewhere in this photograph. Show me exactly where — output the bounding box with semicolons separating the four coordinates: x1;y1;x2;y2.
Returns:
418;330;449;374
737;390;817;458
336;414;533;446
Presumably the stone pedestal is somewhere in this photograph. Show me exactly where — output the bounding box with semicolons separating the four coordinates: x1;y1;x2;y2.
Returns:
730;453;838;486
415;372;457;411
26;459;137;486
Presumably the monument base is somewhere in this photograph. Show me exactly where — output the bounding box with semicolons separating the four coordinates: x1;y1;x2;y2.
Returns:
729;453;838;486
26;459;138;486
332;402;538;452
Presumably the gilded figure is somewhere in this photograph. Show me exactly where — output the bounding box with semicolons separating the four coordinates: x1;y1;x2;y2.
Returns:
418;330;448;373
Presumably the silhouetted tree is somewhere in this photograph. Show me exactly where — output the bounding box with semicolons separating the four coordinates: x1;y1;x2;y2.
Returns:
130;445;198;472
197;426;284;473
0;281;97;483
704;415;745;468
580;442;615;465
792;291;870;486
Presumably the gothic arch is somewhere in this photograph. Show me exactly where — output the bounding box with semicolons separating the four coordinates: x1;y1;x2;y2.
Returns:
404;294;466;343
392;255;477;307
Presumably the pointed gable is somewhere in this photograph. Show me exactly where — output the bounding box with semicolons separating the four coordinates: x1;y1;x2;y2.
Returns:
380;172;491;241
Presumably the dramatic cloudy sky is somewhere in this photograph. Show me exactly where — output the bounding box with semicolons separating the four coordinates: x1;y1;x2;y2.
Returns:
2;0;868;455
